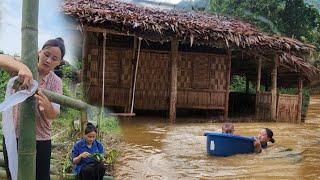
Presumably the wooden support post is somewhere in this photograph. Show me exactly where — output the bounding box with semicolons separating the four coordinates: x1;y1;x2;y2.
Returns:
255;58;262;120
125;37;137;113
169;39;179;123
271;55;278;121
297;78;303;123
224;51;231;121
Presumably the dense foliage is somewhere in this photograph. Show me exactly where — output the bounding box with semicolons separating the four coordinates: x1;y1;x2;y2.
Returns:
209;0;320;65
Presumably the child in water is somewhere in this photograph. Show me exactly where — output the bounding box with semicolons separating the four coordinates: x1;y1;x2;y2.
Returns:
222;123;234;134
253;128;275;153
221;124;274;153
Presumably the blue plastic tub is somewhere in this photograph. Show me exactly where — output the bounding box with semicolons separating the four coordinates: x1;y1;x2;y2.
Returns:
204;132;254;157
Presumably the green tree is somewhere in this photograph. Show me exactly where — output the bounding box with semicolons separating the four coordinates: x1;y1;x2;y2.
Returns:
209;0;320;65
279;0;320;40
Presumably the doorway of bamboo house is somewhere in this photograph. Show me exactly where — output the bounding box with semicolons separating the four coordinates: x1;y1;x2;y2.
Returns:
230;52;308;123
229;53;259;120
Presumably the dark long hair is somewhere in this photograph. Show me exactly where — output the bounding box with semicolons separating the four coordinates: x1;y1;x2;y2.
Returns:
42;37;65;59
265;128;275;143
85;122;97;135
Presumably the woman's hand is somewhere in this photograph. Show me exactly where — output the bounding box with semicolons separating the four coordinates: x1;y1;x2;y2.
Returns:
73;151;91;165
0;55;33;90
253;140;262;153
34;90;58;119
80;152;91;159
17;64;33;90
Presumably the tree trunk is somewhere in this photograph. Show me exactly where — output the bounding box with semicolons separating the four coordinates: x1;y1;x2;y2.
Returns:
19;0;39;179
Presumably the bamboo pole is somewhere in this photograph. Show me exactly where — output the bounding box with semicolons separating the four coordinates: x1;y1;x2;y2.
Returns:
101;32;106;112
224;51;231;121
169;39;179;123
81;29;88;100
125;37;137;113
42;89;90;111
42;89;91;135
99;32;107;138
297;78;303;123
130;38;142;114
255;58;262;120
18;0;39;179
271;54;278;121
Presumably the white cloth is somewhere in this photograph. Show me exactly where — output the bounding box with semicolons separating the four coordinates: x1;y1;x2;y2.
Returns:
0;76;38;180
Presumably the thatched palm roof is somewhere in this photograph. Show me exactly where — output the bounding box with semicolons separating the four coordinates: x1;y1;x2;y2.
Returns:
62;0;320;83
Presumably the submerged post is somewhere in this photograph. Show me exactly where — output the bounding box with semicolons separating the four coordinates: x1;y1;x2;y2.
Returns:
255;58;262;120
169;39;178;123
297;78;303;123
271;54;278;121
224;51;231;121
19;0;39;179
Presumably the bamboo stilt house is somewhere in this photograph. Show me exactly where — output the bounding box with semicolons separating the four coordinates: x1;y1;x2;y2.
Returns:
63;0;320;123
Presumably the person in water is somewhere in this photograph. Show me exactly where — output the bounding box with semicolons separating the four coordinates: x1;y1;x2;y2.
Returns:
222;123;235;134
71;122;106;180
253;128;275;153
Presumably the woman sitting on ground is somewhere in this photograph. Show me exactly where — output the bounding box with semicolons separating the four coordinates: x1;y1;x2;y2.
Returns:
71;122;106;180
253;128;275;153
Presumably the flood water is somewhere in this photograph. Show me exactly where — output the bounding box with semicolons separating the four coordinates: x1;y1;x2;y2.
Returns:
115;96;320;179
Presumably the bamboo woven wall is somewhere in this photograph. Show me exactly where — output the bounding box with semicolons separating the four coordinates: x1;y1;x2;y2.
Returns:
277;94;299;123
256;92;272;120
134;50;170;110
85;47;228;110
177;52;227;109
85;46;133;106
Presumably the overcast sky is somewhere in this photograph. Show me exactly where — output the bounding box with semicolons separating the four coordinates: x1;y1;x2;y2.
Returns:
0;0;80;64
0;0;183;64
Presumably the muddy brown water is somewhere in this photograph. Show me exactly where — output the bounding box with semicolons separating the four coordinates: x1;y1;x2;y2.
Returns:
115;96;320;179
